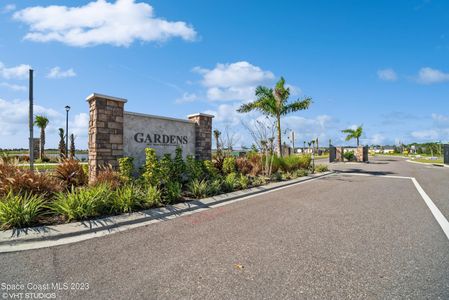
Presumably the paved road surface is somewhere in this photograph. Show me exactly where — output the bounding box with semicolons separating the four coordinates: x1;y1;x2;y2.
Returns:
1;157;448;299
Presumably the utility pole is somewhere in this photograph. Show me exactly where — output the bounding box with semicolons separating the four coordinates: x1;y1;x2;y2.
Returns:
29;69;34;172
65;105;71;157
291;131;295;152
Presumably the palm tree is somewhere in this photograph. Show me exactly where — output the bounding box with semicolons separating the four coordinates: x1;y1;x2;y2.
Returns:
213;129;221;150
237;77;312;156
34;115;49;160
58;128;66;158
341;125;363;146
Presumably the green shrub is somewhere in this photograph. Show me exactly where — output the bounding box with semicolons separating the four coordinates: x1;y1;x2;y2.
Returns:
293;169;308;177
238;174;250;189
173;147;186;181
344;151;355;161
271;172;283;181
207;178;222;196
282;155;300;172
222;156;236;174
143;148;160;186
297;155;312;169
0;192;45;229
315;164;329;173
223;172;238;192
203;160;219;178
188;179;208;198
54;159;88;189
51;185;112;221
163;181;182;204
159;154;175;184
118;157;134;181
252;176;267;186
185;155;205;181
281;171;294;180
108;184;141;214
144;185;162;208
269;156;285;173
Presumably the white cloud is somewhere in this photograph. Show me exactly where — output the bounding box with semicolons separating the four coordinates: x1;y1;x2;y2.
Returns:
70;113;89;138
410;129;439;140
203;103;243;126
193;61;274;102
432;113;449;124
0;98;89;148
1;4;16;13
0;62;31;79
0;82;27;91
417;67;449;84
377;68;397;81
13;0;197;47
47;67;76;79
365;133;386;145
175;92;198;104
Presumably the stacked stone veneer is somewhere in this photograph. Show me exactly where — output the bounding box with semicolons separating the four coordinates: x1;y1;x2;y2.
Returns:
355;146;369;162
87;94;126;182
87;93;214;182
188;113;214;160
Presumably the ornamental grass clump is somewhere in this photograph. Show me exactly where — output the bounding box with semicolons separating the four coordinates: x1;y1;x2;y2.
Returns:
107;184;142;214
315;164;329;173
0;191;46;230
222;156;236;174
144;185;162;208
207;178;222;196
223;172;239;192
238;174;250;189
188;179;208;199
51;185;112;222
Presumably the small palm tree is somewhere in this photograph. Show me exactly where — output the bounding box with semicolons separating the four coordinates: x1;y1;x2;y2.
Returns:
213;129;221;150
238;77;312;157
58;128;66;158
34;115;49;160
342;125;363;146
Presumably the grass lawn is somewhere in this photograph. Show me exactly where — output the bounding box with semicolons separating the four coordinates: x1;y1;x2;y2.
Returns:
411;158;444;164
18;162;88;171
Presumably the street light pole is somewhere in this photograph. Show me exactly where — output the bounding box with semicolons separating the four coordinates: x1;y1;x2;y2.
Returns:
65;105;70;157
29;69;34;171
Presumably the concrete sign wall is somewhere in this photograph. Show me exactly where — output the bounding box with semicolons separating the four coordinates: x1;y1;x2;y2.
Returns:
123;112;196;167
87;93;213;182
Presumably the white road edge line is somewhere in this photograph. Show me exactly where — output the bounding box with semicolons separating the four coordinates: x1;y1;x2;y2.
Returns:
336;172;449;241
0;173;334;253
411;177;449;240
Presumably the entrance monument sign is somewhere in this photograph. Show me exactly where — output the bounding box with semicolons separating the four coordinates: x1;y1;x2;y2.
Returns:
87;93;213;182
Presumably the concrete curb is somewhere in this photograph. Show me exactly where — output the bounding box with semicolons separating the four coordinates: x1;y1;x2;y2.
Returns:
0;172;333;253
406;159;447;168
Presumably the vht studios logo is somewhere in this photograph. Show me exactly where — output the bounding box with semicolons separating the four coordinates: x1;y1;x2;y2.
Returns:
134;132;188;146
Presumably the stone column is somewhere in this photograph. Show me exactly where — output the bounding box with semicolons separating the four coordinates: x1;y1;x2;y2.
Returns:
188;113;214;160
87;93;127;183
336;147;344;162
32;138;40;162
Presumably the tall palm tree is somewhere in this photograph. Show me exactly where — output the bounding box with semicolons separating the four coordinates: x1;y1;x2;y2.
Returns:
341;125;363;146
34;115;49;160
237;77;312;156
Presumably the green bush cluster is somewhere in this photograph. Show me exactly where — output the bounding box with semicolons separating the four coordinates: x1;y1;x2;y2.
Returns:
0;147;323;230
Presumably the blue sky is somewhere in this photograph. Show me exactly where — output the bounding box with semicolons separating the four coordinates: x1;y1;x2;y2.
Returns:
0;0;448;149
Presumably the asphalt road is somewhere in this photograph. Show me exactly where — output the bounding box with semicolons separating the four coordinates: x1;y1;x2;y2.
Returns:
1;157;448;299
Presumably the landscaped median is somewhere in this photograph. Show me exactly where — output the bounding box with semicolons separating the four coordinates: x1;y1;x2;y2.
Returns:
0;171;332;252
0;147;330;240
